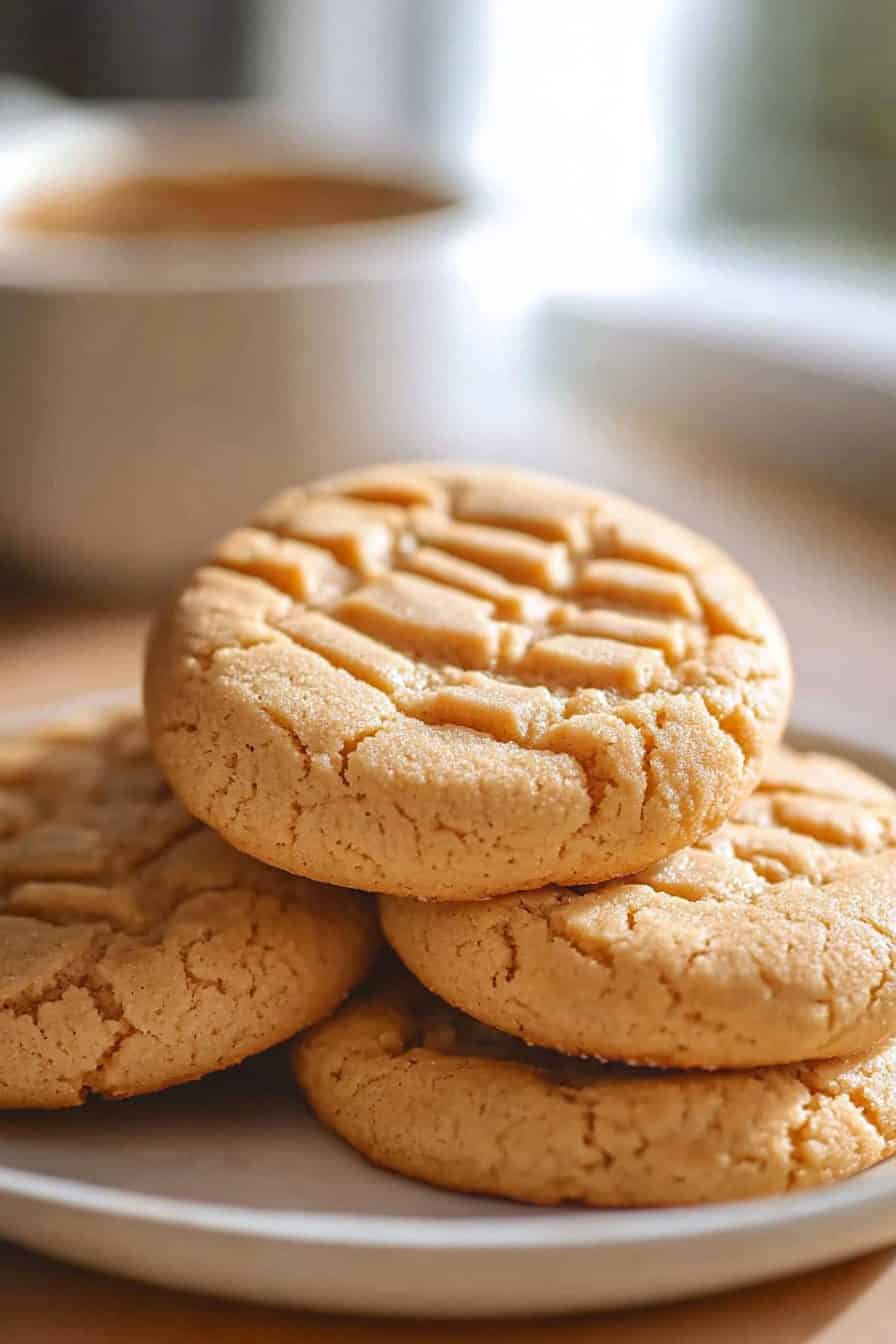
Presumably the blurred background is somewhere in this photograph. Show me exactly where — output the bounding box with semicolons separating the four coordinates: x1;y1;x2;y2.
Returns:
0;0;892;738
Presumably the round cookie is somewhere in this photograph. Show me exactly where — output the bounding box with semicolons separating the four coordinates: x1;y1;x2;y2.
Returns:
145;462;791;900
381;746;896;1069
295;969;896;1207
0;710;379;1108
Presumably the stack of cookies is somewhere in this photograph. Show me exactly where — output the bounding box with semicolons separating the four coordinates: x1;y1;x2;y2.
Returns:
4;463;896;1209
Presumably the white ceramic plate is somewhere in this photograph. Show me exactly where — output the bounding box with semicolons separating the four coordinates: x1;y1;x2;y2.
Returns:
1;692;895;1318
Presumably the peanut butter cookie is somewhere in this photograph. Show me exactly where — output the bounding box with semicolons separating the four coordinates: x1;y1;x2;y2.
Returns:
146;464;791;899
0;710;379;1108
382;747;896;1068
295;968;896;1207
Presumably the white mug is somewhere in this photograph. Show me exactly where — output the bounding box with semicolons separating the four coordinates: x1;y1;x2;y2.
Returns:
0;101;533;592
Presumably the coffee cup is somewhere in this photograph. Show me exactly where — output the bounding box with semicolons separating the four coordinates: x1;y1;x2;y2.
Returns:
0;102;531;592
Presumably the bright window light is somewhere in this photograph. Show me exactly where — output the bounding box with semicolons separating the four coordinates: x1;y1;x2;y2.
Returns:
470;0;664;222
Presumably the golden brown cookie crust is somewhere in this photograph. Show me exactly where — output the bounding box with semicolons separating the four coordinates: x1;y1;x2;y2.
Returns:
295;970;896;1207
0;711;379;1108
145;464;791;900
381;747;896;1068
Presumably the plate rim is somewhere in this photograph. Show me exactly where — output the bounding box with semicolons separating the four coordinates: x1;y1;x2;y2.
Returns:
4;1156;896;1251
1;687;895;1254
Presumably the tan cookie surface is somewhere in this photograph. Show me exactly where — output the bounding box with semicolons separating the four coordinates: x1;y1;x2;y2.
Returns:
0;710;379;1108
382;747;896;1068
295;969;896;1207
145;463;791;900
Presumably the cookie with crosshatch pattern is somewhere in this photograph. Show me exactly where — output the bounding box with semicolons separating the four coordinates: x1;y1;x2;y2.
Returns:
381;746;896;1068
145;463;791;900
0;710;379;1108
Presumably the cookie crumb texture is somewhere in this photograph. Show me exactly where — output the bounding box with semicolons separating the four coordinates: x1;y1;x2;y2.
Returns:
381;747;896;1068
295;973;896;1206
145;464;791;899
0;712;379;1108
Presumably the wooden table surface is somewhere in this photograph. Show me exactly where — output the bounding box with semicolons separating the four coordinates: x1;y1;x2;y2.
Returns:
1;430;894;1341
7;1239;896;1344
